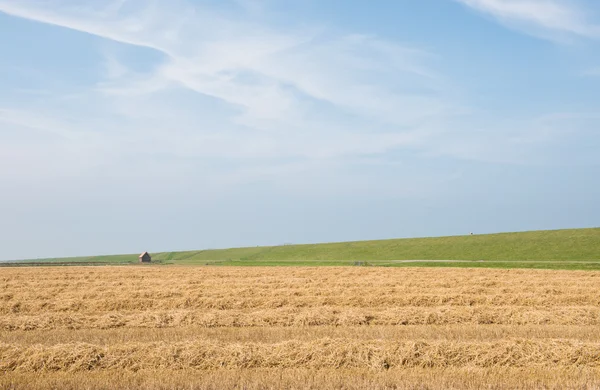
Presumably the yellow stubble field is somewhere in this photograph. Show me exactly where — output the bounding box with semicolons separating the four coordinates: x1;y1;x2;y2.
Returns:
1;266;600;389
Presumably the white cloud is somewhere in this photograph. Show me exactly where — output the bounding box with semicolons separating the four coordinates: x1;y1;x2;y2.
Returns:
0;1;456;164
456;0;600;41
0;0;595;197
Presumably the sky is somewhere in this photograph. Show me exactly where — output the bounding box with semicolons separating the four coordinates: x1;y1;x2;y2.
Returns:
1;0;599;260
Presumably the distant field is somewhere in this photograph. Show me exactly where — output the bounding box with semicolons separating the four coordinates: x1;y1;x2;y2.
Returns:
1;266;600;389
7;228;600;270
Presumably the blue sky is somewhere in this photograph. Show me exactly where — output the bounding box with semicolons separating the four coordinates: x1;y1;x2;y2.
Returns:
1;0;599;260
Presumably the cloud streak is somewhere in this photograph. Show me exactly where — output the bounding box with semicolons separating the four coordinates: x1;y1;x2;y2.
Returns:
0;0;597;194
456;0;600;41
0;1;457;170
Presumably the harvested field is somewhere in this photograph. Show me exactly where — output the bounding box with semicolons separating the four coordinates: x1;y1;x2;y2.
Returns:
1;266;600;389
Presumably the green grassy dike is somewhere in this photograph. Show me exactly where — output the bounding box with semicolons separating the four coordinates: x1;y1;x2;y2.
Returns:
4;228;600;270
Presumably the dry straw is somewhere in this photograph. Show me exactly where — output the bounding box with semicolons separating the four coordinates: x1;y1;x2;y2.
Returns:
2;339;600;372
2;266;600;388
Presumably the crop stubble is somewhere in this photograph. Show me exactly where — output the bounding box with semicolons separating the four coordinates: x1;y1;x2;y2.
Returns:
1;266;599;389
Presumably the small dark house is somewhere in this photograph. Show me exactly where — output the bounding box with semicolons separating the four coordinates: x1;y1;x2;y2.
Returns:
139;251;151;263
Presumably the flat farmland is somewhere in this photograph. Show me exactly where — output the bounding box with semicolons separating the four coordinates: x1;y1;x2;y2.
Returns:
1;266;600;389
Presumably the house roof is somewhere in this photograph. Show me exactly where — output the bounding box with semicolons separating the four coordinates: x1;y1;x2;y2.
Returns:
139;251;150;257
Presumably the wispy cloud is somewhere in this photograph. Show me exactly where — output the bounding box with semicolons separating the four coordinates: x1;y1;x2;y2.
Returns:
0;1;459;179
0;0;596;196
456;0;600;41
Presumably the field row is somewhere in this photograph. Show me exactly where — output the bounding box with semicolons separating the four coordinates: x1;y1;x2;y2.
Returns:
4;267;599;288
3;367;599;390
3;338;600;371
4;306;600;330
5;294;600;313
2;268;600;315
5;325;600;345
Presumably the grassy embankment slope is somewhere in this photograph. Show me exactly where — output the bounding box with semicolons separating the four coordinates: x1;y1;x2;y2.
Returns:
8;228;600;270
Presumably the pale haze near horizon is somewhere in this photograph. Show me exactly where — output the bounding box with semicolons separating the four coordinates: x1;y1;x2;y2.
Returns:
1;0;599;261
